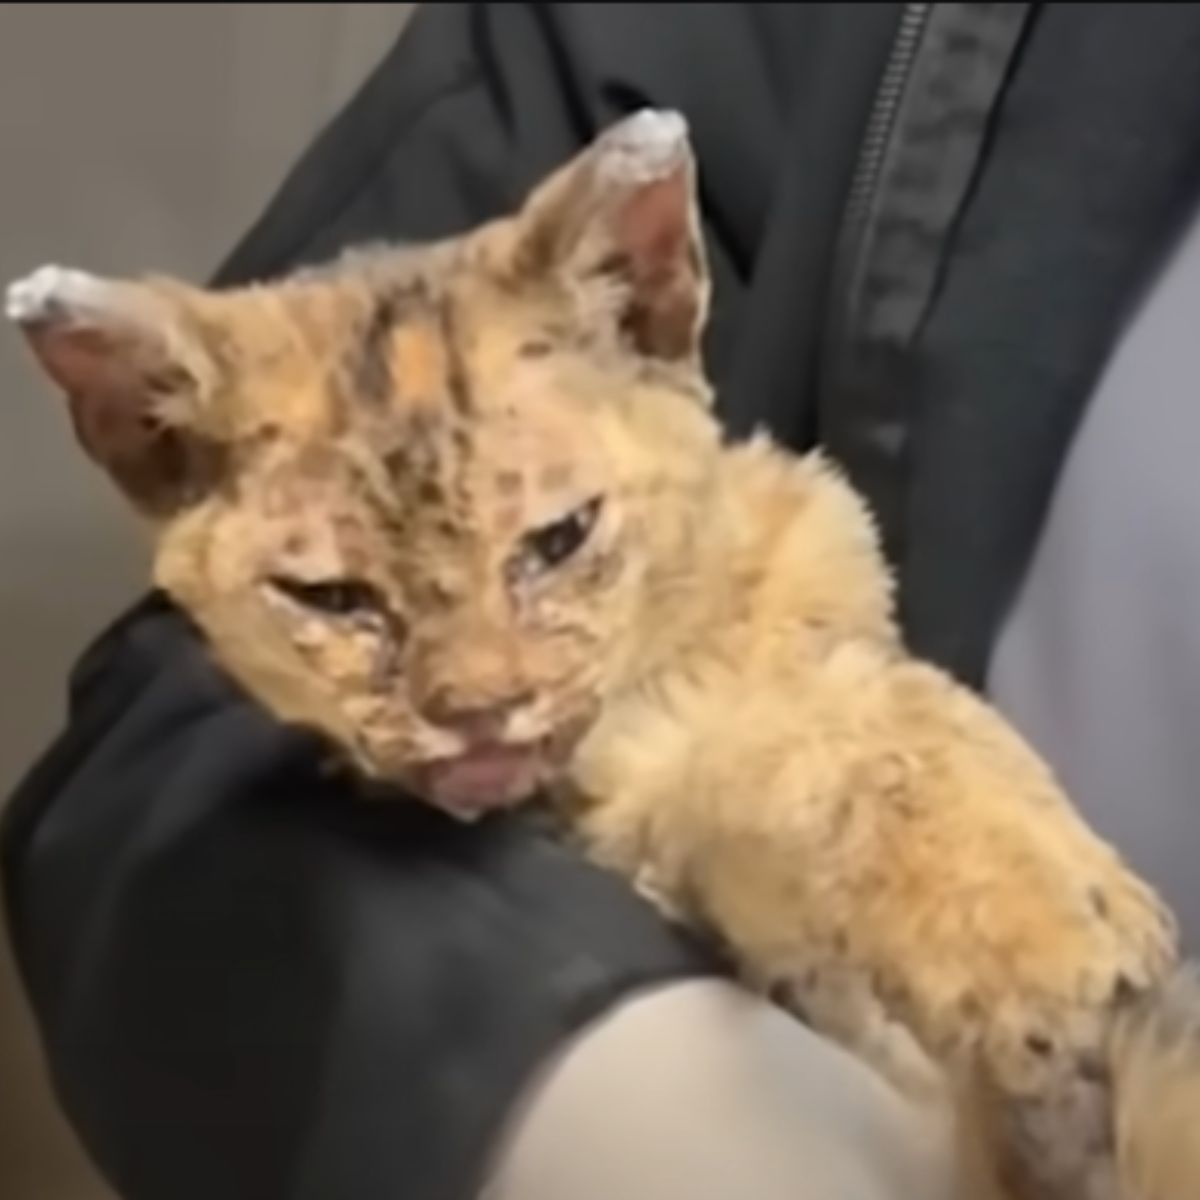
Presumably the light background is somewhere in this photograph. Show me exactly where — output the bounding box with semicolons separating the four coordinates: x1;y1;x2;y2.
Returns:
0;6;413;1195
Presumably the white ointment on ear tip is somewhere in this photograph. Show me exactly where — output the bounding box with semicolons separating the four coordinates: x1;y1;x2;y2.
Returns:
5;264;107;324
617;109;689;150
597;109;691;183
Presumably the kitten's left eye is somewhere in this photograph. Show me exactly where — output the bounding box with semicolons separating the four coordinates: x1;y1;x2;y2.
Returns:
523;496;604;571
269;575;380;617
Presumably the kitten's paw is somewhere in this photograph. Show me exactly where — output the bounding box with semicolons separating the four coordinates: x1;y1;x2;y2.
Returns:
6;265;107;325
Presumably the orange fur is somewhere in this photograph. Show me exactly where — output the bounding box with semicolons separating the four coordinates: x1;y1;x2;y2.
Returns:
10;111;1199;1200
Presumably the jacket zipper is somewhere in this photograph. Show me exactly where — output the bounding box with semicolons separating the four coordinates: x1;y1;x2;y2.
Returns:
827;3;931;353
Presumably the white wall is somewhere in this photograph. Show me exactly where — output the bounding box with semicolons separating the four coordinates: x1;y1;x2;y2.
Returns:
0;6;412;1196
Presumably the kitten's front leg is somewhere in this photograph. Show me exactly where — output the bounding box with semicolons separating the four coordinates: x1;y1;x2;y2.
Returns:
767;961;948;1104
567;777;942;1101
569;780;1022;1199
579;751;1175;1200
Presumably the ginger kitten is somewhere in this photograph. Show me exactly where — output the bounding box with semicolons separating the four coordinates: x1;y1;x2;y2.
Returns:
9;111;1200;1200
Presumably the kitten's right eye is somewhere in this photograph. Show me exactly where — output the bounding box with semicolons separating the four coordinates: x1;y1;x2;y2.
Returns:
522;496;604;572
269;575;379;618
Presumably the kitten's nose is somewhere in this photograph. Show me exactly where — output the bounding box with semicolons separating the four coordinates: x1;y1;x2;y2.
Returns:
421;687;535;741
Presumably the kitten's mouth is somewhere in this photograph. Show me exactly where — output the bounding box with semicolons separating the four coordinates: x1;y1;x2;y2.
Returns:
416;742;550;820
401;712;595;821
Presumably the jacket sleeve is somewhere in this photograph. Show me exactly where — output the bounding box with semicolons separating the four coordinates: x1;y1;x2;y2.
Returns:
2;595;718;1200
2;6;786;1199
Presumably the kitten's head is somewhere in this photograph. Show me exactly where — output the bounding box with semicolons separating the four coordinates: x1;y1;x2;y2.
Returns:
8;110;720;819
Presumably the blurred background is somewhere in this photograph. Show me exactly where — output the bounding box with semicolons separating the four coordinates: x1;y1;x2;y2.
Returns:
0;5;412;1196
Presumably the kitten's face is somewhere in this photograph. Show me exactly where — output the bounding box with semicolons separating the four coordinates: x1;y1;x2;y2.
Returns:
158;274;718;816
8;111;718;819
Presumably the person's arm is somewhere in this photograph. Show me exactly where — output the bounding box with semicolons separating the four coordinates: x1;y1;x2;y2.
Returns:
1;597;721;1200
489;979;957;1200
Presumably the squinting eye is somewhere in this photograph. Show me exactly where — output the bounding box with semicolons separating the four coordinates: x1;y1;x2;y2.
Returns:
269;575;380;617
523;496;605;571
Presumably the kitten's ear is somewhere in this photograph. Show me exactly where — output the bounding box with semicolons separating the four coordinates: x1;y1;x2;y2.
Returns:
6;265;228;517
512;109;709;364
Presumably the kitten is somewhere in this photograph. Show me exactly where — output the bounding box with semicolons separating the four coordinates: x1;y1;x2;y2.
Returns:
9;110;1200;1200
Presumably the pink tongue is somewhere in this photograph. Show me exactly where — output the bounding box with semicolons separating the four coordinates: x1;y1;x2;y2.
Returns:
425;748;538;815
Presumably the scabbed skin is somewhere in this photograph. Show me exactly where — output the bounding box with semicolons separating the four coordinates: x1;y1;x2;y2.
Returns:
10;110;1197;1200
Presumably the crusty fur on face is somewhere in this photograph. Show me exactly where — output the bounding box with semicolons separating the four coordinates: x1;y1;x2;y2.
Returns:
157;263;722;796
7;111;721;808
11;111;1200;1200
